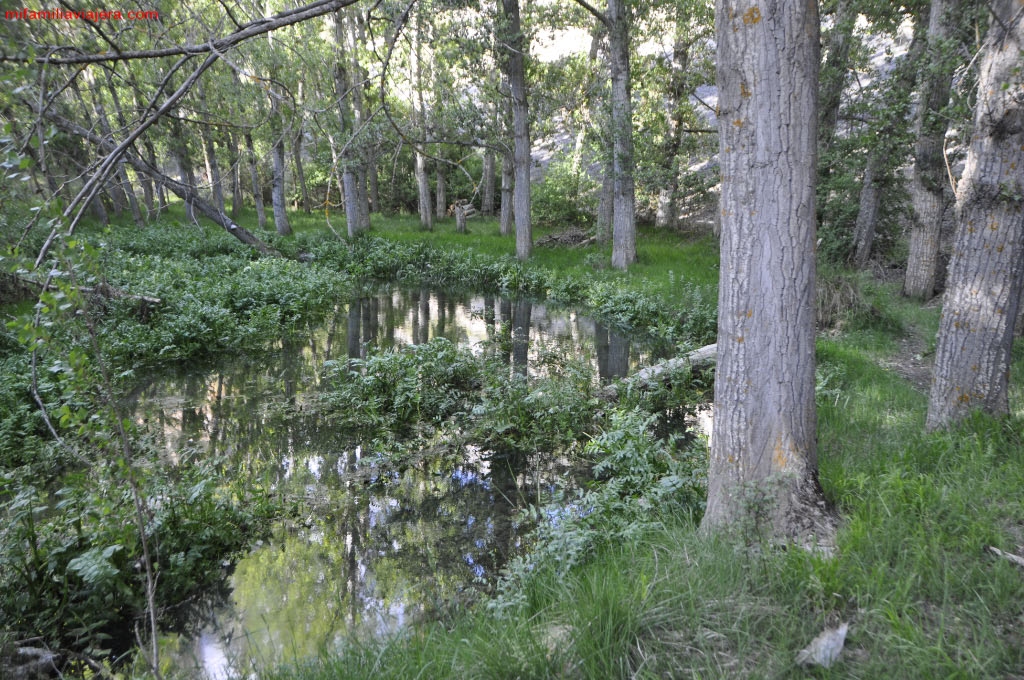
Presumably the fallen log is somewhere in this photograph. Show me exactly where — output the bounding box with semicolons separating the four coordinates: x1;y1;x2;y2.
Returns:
2;272;161;319
599;342;717;401
39;110;281;258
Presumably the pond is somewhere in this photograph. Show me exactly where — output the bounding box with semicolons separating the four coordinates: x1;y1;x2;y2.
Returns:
125;287;667;678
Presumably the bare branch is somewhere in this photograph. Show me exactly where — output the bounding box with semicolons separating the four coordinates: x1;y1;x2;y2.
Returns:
5;0;362;65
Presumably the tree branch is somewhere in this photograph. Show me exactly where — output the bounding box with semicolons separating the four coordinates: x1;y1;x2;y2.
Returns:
571;0;610;28
4;0;362;65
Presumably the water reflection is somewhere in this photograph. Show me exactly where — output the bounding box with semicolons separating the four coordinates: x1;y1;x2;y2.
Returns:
127;288;664;677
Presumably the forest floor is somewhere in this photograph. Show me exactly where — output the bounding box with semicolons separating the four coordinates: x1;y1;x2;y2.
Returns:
262;214;1024;680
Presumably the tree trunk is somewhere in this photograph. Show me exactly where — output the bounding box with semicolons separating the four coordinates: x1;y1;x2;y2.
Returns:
245;133;267;230
818;0;854;151
435;163;447;220
607;0;636;269
500;152;514;236
228;132;244;220
455;203;468;233
904;0;959;299
703;0;828;540
482;148;496;216
271;130;292;236
655;37;690;230
103;71;144;226
293;129;311;213
852;157;881;267
926;0;1024;429
501;0;532;261
201;126;225;215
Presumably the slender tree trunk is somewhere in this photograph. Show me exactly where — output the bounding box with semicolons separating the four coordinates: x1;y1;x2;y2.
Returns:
199;123;225;215
655;37;690;230
245;133;267;230
904;0;959;299
228;132;243;220
435;162;447;220
103;71;144;225
271;130;292;236
411;8;433;230
703;0;828;539
818;0;854;152
607;0;636;269
501;0;532;261
852;158;881;267
500;152;514;236
293;129;311;213
926;0;1024;429
482;148;496;216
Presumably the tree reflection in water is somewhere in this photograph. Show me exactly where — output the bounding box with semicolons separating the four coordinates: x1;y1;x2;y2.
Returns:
127;287;664;676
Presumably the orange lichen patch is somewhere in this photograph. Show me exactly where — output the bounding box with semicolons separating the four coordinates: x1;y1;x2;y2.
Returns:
772;435;790;471
997;244;1005;252
736;336;744;343
742;6;762;24
733;119;744;127
740;82;752;98
746;309;753;318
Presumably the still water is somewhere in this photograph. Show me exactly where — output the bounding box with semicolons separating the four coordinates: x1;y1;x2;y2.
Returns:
126;288;664;678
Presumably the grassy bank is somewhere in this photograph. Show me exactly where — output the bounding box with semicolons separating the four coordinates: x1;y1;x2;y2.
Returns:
5;207;1024;678
263;215;1024;679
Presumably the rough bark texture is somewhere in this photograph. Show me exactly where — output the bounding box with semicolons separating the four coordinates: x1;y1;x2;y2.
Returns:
926;0;1024;429
271;131;292;236
852;158;881;267
904;0;958;299
501;0;532;261
703;0;829;540
607;0;636;269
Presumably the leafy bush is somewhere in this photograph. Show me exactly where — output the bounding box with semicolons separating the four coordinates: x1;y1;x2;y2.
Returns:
321;338;482;435
490;408;706;614
532;158;596;229
470;350;598;456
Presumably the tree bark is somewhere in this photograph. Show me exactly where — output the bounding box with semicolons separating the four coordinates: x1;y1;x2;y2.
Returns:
501;0;532;261
818;0;854;152
926;0;1024;429
435;162;447;220
482;148;496;216
904;0;959;299
271;130;292;236
852;158;881;267
245;132;267;230
607;0;636;269
228;132;244;220
703;0;828;540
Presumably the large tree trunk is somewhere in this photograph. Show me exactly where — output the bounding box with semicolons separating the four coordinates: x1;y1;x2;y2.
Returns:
703;0;828;540
607;0;636;269
926;0;1024;429
904;0;958;299
500;0;532;261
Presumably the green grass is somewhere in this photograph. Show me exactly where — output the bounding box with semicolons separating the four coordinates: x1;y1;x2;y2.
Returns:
21;204;1024;678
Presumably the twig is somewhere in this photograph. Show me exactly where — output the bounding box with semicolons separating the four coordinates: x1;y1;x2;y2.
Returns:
988;546;1024;569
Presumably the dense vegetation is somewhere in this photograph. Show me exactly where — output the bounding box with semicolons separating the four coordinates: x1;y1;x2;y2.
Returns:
2;209;1022;678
